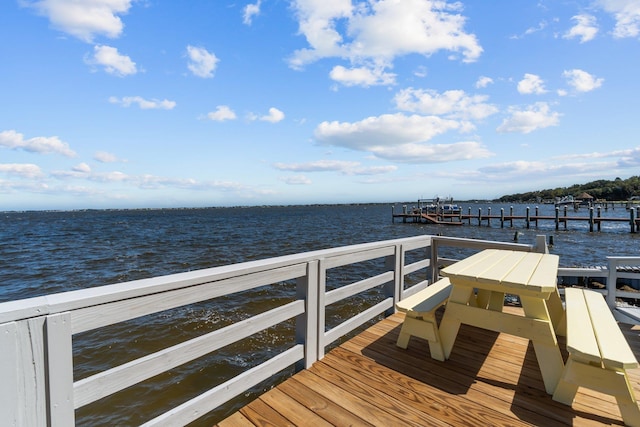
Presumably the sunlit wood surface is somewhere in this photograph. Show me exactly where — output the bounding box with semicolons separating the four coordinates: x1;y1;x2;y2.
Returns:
218;307;640;426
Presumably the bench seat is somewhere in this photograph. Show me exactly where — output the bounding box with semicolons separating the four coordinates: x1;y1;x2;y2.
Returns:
395;278;452;361
553;288;640;426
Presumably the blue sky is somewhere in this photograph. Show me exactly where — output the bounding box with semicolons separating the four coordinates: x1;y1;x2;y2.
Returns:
2;0;640;210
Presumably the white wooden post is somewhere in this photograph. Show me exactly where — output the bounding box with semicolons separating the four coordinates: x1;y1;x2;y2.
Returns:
317;258;328;360
296;260;319;370
607;258;618;308
534;235;548;254
1;317;48;427
45;312;74;427
385;245;402;313
430;239;439;283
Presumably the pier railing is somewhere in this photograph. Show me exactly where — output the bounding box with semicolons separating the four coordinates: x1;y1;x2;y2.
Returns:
557;256;640;321
2;234;631;426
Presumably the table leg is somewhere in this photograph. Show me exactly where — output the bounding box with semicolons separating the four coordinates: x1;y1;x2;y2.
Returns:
487;291;504;311
439;285;474;359
547;287;565;335
475;289;490;309
520;295;564;394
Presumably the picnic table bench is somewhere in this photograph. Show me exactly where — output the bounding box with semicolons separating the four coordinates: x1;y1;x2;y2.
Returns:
553;287;640;426
395;278;452;361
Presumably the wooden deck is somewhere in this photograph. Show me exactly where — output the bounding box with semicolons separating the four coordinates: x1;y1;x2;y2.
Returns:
217;307;640;426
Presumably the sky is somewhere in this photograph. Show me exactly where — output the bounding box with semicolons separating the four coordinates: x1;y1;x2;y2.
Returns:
2;0;640;211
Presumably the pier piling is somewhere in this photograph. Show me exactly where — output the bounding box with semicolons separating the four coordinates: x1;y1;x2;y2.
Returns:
392;202;640;233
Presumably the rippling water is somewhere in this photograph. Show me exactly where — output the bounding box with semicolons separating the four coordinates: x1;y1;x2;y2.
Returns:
1;203;638;425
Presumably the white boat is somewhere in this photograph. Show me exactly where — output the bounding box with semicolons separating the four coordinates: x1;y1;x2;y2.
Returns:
419;197;460;214
555;195;576;206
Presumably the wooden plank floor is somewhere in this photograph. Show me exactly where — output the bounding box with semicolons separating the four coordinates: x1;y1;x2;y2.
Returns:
217;307;640;426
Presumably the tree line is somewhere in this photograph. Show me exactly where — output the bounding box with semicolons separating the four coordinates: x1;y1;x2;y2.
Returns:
498;176;640;203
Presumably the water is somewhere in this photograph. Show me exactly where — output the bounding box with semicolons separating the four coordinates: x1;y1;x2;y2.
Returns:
1;203;638;425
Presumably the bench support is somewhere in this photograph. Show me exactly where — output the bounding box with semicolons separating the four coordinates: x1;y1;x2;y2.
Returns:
395;278;452;362
554;358;640;426
553;288;640;426
396;314;445;361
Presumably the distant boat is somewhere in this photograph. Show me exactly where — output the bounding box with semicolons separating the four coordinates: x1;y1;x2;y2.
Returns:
419;196;460;215
555;195;576;206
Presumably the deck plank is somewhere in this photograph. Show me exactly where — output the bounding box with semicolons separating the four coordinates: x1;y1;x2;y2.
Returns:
217;308;640;426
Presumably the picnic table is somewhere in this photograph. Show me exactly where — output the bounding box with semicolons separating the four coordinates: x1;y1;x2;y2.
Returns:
439;249;565;394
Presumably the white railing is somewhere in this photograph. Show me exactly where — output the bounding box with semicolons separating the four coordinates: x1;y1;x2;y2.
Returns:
0;234;548;426
557;257;640;321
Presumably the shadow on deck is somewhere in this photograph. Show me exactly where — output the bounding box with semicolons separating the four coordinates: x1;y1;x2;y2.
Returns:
218;308;640;426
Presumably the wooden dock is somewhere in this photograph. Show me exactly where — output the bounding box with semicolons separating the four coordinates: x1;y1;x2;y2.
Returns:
420;212;463;225
393;205;640;233
217;308;640;426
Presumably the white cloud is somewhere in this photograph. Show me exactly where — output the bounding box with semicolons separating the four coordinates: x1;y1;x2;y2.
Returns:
23;0;133;42
517;73;546;95
207;105;237;122
563;69;604;93
329;65;396;87
274;160;397;175
564;14;598;43
525;21;548;36
52;163;93;179
368;141;492;163
89;170;130;183
315;113;461;150
281;175;312;185
0;130;76;157
475;76;493;89
353;165;398;175
597;0;640;38
497;102;561;134
275;160;361;173
313;113;492;163
471;157;629;184
0;163;44;179
94;151;124;163
88;45;137;76
186;45;219;78
260;107;285;123
288;0;352;69
554;147;640;161
289;0;482;86
73;163;91;173
243;0;262;25
394;88;498;120
109;96;176;109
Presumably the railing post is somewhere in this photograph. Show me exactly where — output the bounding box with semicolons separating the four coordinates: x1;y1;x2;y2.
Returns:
430;238;439;283
385;246;402;314
534;235;548;254
606;258;618;308
296;260;319;370
45;312;74;427
1;317;48;426
317;259;328;361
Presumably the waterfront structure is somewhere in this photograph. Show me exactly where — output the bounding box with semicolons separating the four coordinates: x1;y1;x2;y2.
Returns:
2;235;640;425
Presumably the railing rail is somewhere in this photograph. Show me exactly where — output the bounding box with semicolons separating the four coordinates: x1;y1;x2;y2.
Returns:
555;257;640;310
0;233;592;426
